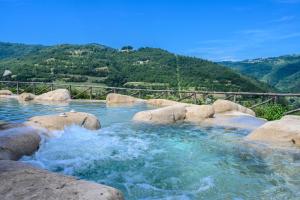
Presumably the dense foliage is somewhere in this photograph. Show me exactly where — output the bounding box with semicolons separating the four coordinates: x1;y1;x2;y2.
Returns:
0;42;271;92
254;103;288;121
220;55;300;92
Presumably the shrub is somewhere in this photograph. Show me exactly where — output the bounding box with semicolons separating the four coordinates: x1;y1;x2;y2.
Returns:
254;103;288;121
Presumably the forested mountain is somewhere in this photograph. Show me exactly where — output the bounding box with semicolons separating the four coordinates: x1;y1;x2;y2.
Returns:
0;42;270;92
220;55;300;92
0;42;45;59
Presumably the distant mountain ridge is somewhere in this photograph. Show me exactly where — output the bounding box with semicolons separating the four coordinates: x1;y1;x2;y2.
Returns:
220;55;300;92
0;42;46;59
0;42;271;92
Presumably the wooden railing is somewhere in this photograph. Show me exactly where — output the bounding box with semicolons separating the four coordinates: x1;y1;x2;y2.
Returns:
1;81;300;114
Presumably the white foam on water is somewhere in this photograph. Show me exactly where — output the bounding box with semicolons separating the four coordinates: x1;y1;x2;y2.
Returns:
136;183;166;191
140;195;191;200
20;118;300;200
3;99;300;200
23;124;151;175
195;176;214;193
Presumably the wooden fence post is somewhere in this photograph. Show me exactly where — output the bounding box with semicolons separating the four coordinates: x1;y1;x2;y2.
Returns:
193;92;197;104
274;96;278;104
69;85;72;96
16;82;19;95
90;87;92;100
2;81;300;105
33;83;36;94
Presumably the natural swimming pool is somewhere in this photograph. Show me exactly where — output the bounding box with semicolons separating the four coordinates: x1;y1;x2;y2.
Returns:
1;99;300;200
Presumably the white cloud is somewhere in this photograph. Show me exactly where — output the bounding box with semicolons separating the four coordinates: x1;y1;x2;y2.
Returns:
184;25;300;61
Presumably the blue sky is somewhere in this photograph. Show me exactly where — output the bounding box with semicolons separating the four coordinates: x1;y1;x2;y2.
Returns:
0;0;300;61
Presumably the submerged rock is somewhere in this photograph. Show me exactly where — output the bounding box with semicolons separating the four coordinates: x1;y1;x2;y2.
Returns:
212;99;255;116
133;105;187;124
0;126;41;160
0;160;124;200
185;105;215;122
134;100;216;124
26;112;101;131
246;115;300;147
35;89;71;101
18;92;35;101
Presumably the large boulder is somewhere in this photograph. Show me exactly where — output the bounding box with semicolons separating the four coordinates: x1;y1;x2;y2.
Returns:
146;99;187;107
0;160;124;200
0;122;23;130
185;105;215;122
212;99;255;116
133;105;187;124
18;92;35;101
106;93;145;105
0;90;12;96
246;115;300;147
0;126;41;160
35;89;71;101
0;90;13;95
26;112;101;131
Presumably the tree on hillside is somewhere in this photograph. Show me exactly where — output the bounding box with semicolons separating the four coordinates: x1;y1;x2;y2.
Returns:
121;46;134;52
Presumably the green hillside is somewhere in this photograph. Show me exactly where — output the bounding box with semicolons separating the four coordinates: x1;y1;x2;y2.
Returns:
0;42;270;92
0;42;45;59
220;55;300;92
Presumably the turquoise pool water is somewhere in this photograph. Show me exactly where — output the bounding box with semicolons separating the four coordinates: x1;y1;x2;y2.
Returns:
1;99;300;200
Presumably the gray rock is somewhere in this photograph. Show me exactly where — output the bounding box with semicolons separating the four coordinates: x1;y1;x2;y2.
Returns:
0;122;23;130
146;99;188;107
18;93;35;101
185;105;215;122
212;99;255;116
133;103;215;124
0;160;124;200
35;89;71;101
0;90;14;99
133;105;187;124
106;93;145;105
246;115;300;147
0;126;41;160
0;90;12;96
25;112;101;131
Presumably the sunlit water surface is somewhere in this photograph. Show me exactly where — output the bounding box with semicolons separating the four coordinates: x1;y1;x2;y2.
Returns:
1;99;300;200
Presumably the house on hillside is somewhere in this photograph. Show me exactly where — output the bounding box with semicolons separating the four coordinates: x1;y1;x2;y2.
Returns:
134;60;150;65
